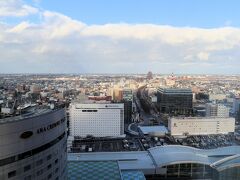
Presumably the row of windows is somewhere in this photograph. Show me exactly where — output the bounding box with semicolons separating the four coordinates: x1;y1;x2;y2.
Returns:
8;164;31;178
8;166;30;178
82;110;98;112
0;132;65;167
6;136;67;180
8;157;61;179
9;170;59;180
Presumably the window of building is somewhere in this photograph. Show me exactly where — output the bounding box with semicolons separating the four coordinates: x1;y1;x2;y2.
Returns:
55;159;58;164
47;164;52;170
24;175;31;180
36;169;43;176
48;173;52;179
36;159;43;166
8;170;16;178
24;165;31;172
47;154;52;160
55;168;59;174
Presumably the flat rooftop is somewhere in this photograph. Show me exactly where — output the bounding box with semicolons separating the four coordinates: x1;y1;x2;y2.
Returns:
74;100;111;104
68;145;240;175
68;161;121;180
158;88;192;94
68;151;155;174
67;161;146;180
138;125;169;135
121;171;146;180
171;117;235;121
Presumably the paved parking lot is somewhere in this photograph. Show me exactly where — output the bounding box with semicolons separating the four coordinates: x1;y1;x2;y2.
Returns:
71;137;144;152
70;133;240;153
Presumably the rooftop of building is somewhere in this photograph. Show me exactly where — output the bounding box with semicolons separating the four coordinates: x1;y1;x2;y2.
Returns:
170;116;235;121
68;145;240;175
121;171;146;180
138;125;169;135
158;87;192;94
73;100;111;104
67;161;146;180
148;145;240;171
70;101;124;109
68;161;122;180
72;94;112;104
0;106;54;124
68;151;155;173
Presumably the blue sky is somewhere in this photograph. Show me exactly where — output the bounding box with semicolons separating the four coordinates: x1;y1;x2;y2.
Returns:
31;0;240;27
0;0;240;74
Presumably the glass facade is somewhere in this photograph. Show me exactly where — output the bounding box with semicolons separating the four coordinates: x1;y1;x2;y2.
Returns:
157;88;193;116
214;166;240;180
164;163;215;179
122;100;133;125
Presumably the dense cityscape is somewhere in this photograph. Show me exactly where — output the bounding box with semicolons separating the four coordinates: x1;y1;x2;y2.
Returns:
0;73;240;179
1;0;240;179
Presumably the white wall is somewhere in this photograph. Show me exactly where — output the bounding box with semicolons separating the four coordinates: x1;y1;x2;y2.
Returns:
169;117;235;136
70;103;124;137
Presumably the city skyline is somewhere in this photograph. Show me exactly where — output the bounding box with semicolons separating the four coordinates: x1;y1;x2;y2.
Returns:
1;2;240;179
1;0;240;74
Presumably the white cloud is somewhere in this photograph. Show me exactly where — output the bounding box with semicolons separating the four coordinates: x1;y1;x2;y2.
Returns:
42;11;86;38
0;0;38;17
0;5;240;74
8;21;30;33
197;52;209;61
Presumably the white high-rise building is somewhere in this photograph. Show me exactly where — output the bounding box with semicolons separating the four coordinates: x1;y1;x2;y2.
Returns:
217;104;230;117
168;117;235;136
69;102;124;137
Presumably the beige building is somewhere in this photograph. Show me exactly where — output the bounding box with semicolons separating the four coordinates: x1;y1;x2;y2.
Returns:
168;117;235;136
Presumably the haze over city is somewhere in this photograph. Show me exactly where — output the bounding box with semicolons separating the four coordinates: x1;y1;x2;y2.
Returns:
1;0;240;74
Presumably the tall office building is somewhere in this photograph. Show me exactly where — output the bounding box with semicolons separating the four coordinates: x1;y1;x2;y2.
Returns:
157;88;193;115
233;97;240;114
122;89;133;125
69;102;124;137
0;107;67;180
111;88;133;126
217;104;230;117
237;107;240;122
205;103;217;117
146;71;153;80
112;88;123;101
30;84;41;94
206;103;229;118
122;89;133;101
